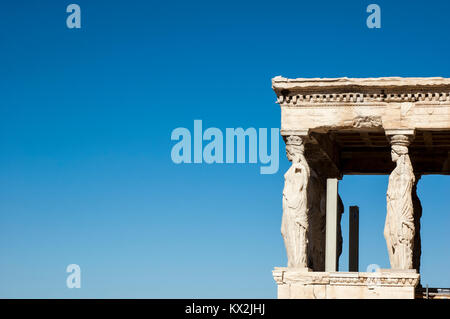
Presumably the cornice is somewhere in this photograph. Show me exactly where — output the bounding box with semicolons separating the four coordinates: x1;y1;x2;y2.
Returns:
272;76;450;106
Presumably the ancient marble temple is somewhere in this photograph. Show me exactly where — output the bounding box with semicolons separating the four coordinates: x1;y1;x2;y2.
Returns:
271;77;450;299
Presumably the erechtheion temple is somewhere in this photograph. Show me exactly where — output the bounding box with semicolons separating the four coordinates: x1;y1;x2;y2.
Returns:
271;76;450;299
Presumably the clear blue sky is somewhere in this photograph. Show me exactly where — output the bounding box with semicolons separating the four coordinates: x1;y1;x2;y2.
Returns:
0;0;449;298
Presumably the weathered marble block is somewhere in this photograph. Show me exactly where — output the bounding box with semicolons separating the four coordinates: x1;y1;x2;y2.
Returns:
273;268;420;299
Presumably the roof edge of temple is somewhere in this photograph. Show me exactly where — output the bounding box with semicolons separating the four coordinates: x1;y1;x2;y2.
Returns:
272;76;450;91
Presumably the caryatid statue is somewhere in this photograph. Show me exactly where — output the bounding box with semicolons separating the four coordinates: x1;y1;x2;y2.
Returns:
384;134;415;270
306;169;326;271
281;135;310;268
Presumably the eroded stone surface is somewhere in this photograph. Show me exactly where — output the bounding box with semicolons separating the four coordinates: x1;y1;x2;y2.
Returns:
273;268;420;299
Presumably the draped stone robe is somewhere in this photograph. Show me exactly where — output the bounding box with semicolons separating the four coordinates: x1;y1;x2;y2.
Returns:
385;156;415;269
282;161;309;268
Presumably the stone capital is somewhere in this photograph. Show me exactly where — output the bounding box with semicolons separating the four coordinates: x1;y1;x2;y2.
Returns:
385;129;415;138
389;134;413;147
385;129;415;149
281;129;310;138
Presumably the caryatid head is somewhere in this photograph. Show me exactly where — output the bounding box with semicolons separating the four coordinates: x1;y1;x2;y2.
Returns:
389;135;411;162
285;135;305;163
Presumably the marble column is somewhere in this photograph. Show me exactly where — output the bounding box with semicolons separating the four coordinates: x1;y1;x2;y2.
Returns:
349;206;359;272
325;178;339;272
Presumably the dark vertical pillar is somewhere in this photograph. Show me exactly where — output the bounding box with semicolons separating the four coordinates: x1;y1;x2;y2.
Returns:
349;206;359;272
